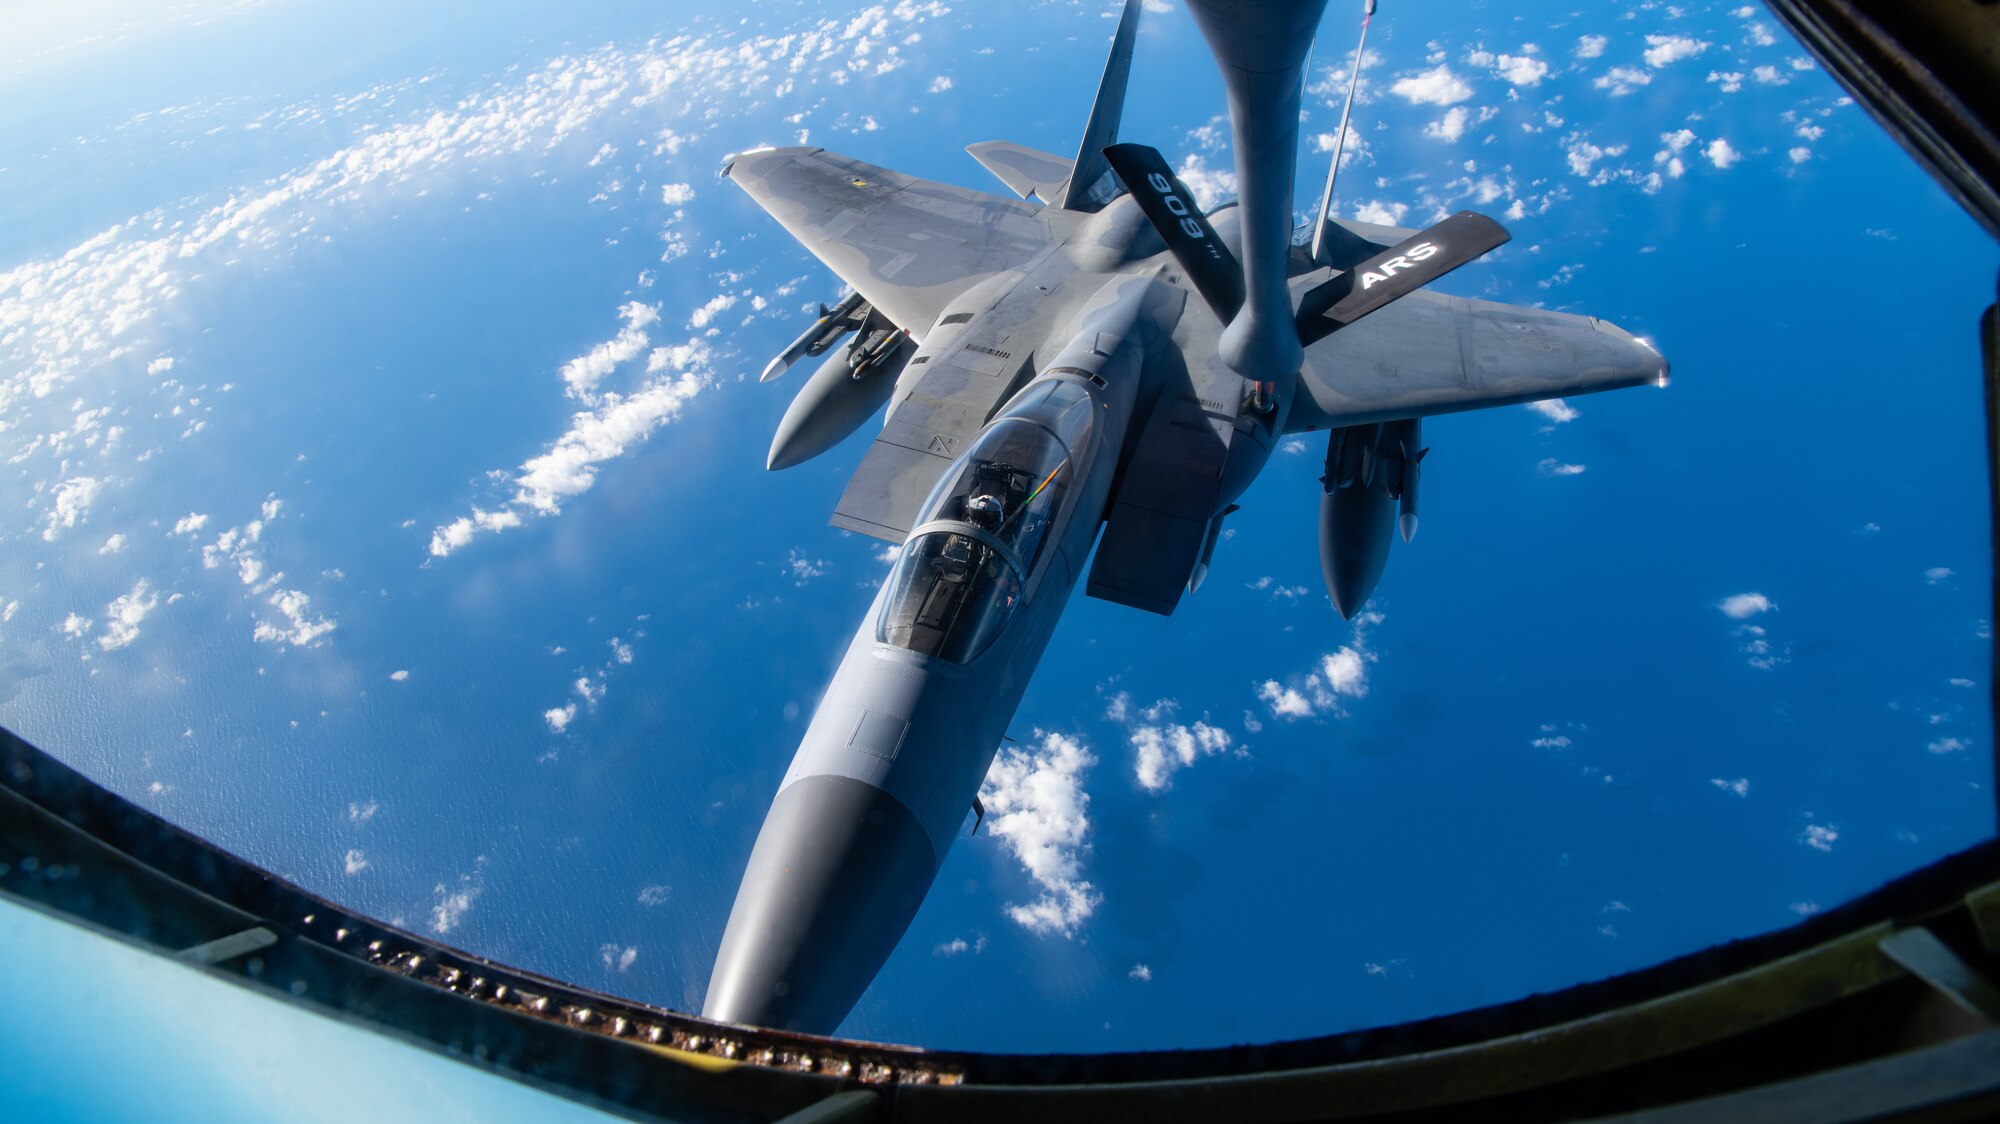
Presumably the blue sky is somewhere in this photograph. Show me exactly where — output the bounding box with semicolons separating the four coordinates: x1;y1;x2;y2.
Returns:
0;0;1993;1064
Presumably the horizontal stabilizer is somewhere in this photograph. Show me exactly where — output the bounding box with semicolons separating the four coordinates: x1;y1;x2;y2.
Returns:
965;141;1074;204
1297;211;1510;345
1102;143;1246;320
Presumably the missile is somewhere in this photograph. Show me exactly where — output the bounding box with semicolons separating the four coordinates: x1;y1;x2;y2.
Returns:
760;292;868;382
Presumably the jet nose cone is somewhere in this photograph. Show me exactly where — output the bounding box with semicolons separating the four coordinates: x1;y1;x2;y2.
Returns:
704;774;939;1035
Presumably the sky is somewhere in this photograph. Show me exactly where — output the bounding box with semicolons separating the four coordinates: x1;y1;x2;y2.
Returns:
0;0;1994;1083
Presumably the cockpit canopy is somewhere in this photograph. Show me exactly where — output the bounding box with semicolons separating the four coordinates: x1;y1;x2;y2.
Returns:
876;379;1096;664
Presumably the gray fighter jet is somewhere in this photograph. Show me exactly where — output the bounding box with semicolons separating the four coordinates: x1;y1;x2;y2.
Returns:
705;0;1667;1035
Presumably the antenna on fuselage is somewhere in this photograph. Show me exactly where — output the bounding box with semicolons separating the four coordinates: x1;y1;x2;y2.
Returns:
1310;0;1376;265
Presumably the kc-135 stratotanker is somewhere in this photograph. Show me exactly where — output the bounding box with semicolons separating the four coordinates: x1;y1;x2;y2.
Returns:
705;0;1667;1034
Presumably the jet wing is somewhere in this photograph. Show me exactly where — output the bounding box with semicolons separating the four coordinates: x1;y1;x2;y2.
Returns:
722;147;1054;338
1286;289;1668;431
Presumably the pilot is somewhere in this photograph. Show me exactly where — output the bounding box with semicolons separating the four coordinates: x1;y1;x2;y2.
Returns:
965;492;1004;533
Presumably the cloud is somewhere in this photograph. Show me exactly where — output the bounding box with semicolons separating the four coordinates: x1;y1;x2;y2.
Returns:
927;75;953;93
1130;710;1233;792
1718;592;1773;619
253;589;336;646
934;935;987;956
1708;70;1745;93
1575;35;1608;59
1704;138;1741;169
430;858;486;934
1496;54;1549;86
1352;200;1410;226
1174;153;1236;211
658;182;695;206
42;477;103;541
1423;106;1471;143
1710;777;1750;797
1928;737;1969;755
171;512;209;536
637;884;671;905
1537;458;1587;476
599;944;638;971
344;849;369;875
98;579;160;651
430;337;712;557
1801;823;1838;853
1129;963;1153;981
560;301;658;402
1526;398;1579;424
390;669;410;681
544;703;577;732
1390;65;1474;106
1925;567;1954;585
980;731;1101;937
1257;641;1375;720
1643;35;1709;67
1593;67;1653;95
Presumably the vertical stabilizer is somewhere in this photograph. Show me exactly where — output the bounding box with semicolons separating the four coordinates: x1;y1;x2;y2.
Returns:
1060;0;1144;211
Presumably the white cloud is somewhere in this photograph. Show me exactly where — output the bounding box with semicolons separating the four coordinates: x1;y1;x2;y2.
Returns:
1526;398;1579;423
42;477;103;541
1593;67;1653;95
658;182;695;206
927;75;953;93
344;849;369;875
1128;963;1153;981
1928;737;1969;755
1352;200;1410;226
390;669;410;681
1130;714;1233;793
1711;777;1750;797
980;731;1101;937
1575;35;1608;59
1801;823;1838;852
1537;458;1587;476
1174;153;1236;211
172;512;209;536
147;356;176;376
1496;54;1549;86
253;589;336;646
687;292;738;330
599;944;638;971
348;800;379;823
430;859;485;934
61;612;92;638
1718;592;1774;619
1643;35;1709;67
1423;106;1471;143
431;339;712;557
98;533;127;555
1752;65;1788;86
637;884;671;906
545;703;577;732
1257;642;1374;720
560;301;658;402
1708;70;1746;93
98;579;160;651
1925;566;1954;585
1390;65;1474;106
1704;138;1741;169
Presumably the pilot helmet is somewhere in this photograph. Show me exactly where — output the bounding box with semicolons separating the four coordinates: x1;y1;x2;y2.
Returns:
966;493;1004;528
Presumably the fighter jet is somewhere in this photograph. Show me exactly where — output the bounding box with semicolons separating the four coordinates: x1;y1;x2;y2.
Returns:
705;0;1667;1035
